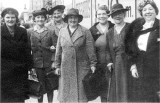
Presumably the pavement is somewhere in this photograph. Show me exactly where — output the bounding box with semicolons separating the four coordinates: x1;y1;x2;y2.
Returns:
25;90;101;103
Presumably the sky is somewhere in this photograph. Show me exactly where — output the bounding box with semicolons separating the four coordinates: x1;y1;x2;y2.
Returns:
1;0;30;15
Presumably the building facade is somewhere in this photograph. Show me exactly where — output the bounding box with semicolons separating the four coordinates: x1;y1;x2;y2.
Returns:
63;0;160;28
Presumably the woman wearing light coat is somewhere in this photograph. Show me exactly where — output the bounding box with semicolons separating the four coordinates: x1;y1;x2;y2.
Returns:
54;8;97;103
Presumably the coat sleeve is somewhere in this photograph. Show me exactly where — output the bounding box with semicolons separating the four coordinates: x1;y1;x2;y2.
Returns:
106;32;113;64
85;29;97;67
23;29;33;70
51;30;58;61
54;31;62;68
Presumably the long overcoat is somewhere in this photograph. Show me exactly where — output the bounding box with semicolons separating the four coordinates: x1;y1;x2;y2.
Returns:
1;24;32;102
106;23;130;102
125;18;160;102
55;25;97;103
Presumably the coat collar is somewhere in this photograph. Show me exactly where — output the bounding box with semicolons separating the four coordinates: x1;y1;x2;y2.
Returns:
1;24;22;40
33;25;47;33
60;25;84;45
32;26;49;40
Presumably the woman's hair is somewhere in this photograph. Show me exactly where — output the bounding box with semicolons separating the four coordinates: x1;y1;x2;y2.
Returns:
96;5;110;17
1;8;19;23
138;0;159;16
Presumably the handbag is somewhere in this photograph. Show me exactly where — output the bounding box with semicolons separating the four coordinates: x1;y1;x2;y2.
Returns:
45;68;59;91
28;69;42;97
82;67;107;101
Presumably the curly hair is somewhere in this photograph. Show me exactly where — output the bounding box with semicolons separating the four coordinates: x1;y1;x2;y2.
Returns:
138;0;159;16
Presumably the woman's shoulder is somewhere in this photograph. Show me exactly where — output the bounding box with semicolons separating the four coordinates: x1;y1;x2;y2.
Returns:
129;18;145;31
90;22;99;30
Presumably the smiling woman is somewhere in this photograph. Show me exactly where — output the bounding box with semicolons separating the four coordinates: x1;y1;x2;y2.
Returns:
1;7;33;103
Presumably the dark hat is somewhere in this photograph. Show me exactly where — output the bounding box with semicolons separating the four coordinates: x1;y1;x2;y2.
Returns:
32;8;48;17
63;8;83;23
1;8;19;17
48;5;65;15
109;3;128;16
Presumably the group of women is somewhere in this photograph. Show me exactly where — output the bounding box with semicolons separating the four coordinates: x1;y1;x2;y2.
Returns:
1;0;160;103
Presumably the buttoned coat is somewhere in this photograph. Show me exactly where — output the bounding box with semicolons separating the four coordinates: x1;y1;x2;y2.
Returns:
27;27;58;93
27;27;57;68
55;25;97;103
1;24;32;102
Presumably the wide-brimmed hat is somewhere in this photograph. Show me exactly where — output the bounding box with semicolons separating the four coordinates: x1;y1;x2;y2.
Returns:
63;8;83;23
32;8;48;17
48;5;65;15
1;8;19;17
109;3;128;16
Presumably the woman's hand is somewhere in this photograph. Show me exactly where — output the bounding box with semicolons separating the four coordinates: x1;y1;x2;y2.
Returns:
107;63;113;72
91;66;96;73
55;68;61;76
130;64;139;78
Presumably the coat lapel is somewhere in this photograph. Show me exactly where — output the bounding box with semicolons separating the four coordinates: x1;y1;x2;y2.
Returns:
71;25;83;43
39;30;49;40
60;27;73;45
146;19;159;51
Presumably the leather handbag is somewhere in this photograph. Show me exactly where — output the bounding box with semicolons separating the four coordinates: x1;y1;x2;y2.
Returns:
82;67;107;101
28;69;42;97
45;68;59;91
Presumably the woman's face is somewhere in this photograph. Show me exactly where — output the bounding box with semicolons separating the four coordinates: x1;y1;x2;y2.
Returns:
52;10;63;22
97;9;109;24
142;4;157;21
35;15;46;26
4;13;16;27
112;11;125;24
68;15;79;27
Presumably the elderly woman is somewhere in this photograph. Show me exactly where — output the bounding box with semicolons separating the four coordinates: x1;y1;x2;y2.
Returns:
54;8;97;103
105;4;130;102
1;8;32;102
46;5;67;36
125;0;160;102
89;5;114;102
27;8;58;103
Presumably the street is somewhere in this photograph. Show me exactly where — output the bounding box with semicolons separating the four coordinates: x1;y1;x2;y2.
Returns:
25;90;101;103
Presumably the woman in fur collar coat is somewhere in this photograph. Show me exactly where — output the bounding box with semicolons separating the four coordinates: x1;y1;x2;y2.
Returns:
125;0;160;102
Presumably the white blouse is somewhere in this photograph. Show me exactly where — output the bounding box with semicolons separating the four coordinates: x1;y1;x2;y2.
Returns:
137;21;154;51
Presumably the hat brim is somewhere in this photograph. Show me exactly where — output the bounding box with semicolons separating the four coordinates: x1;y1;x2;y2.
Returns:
63;15;83;23
109;8;129;16
48;5;65;15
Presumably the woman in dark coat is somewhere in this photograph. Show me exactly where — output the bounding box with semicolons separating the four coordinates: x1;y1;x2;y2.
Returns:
89;5;114;102
125;1;160;102
27;8;58;103
106;4;130;102
1;8;32;102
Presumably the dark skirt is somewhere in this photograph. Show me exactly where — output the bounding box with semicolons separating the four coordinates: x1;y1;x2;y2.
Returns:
96;63;110;98
108;53;128;102
128;51;159;102
35;67;58;95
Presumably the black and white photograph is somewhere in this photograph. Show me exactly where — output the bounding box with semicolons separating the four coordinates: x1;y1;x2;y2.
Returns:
1;0;160;103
